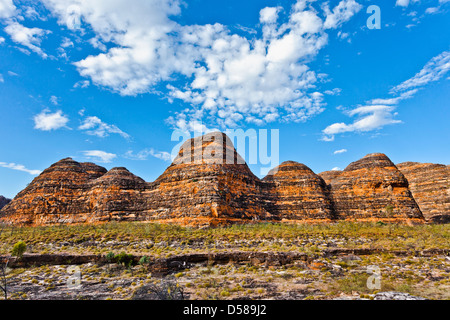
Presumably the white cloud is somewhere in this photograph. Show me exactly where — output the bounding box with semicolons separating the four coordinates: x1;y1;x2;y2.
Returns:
125;149;171;162
324;88;342;95
391;51;450;93
425;7;440;14
73;80;90;88
0;36;4;44
396;0;410;7
38;0;361;129
34;109;69;131
0;0;16;19
259;6;282;24
323;50;450;140
0;73;3;83
4;22;50;58
333;149;347;155
0;161;42;175
323;0;363;29
50;95;59;105
81;150;116;163
332;167;342;171
78;116;130;139
323;104;402;137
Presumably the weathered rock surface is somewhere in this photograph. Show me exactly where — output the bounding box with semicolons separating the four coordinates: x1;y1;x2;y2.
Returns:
143;132;273;225
0;158;108;225
318;170;342;186
326;153;424;222
397;162;450;223
263;162;335;221
0;196;10;210
2;134;447;226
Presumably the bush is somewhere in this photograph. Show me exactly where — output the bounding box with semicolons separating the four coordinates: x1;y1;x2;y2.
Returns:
139;256;151;265
115;252;135;267
11;241;27;259
106;252;115;263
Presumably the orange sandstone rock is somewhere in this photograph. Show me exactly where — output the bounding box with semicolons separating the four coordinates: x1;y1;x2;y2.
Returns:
327;153;424;222
1;135;441;227
397;162;450;223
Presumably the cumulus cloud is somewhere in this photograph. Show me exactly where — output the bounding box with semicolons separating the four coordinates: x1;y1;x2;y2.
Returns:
36;0;361;129
81;150;116;163
0;161;42;175
33;109;69;131
78;116;130;139
323;0;363;29
0;0;16;19
4;22;50;58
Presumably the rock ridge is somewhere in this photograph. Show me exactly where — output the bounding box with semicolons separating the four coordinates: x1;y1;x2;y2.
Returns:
1;132;447;226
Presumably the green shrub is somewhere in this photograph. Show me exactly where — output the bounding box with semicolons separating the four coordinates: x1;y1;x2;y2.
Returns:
106;252;115;263
115;252;135;267
11;241;27;259
139;256;151;265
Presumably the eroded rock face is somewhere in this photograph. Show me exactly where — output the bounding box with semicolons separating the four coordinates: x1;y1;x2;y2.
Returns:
2;134;442;226
87;167;148;223
0;196;11;210
263;162;335;221
0;158;108;225
397;162;450;223
144;132;273;225
327;153;424;222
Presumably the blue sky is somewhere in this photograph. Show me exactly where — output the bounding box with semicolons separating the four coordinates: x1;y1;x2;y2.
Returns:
0;0;449;198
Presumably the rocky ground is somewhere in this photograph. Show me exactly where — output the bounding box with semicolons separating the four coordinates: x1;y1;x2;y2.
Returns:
1;222;449;300
3;250;449;300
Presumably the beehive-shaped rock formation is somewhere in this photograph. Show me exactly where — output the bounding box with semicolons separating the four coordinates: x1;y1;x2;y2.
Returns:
87;167;148;222
328;153;423;222
263;161;335;221
1;133;441;226
0;158;107;225
397;162;450;223
144;132;273;225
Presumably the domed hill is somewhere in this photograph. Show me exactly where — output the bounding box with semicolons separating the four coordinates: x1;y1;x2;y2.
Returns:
0;196;11;210
86;167;148;223
145;132;274;225
396;162;450;223
328;153;424;222
0;158;108;225
263;161;335;221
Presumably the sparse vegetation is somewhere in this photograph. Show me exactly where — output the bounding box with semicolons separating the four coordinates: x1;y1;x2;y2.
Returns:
0;221;448;300
11;241;27;259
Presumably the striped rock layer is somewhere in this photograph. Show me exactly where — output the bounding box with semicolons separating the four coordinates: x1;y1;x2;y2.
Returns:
2;133;446;226
396;162;450;223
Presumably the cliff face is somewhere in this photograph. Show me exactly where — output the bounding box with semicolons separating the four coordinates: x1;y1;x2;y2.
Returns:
263;162;335;221
2;133;446;226
326;153;423;222
396;162;450;223
0;196;11;210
